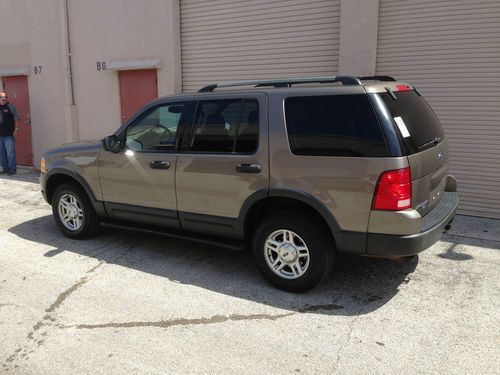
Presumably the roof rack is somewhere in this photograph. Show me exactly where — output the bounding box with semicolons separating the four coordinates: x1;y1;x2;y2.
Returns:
198;75;397;92
358;75;396;82
198;76;363;92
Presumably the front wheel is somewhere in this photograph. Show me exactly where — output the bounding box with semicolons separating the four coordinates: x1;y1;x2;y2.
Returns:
252;211;334;292
52;183;100;239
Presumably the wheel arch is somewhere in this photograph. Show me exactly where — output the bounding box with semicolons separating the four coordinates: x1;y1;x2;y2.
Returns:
240;189;342;248
44;169;106;217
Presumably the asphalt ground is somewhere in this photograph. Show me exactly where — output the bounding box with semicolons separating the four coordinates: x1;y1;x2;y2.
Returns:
1;170;499;374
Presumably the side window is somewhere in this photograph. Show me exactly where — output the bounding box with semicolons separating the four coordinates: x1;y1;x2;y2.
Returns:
189;99;258;154
125;103;185;152
284;95;388;157
236;100;259;153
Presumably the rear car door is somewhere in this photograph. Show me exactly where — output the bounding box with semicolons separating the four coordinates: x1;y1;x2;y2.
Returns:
98;101;189;228
175;93;269;239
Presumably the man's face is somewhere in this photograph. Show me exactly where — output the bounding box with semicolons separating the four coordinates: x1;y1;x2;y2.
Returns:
0;93;7;104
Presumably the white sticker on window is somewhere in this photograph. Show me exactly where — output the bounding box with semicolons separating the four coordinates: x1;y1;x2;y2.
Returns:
394;116;410;138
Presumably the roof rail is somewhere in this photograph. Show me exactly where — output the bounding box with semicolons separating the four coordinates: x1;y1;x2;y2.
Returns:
198;76;363;92
358;75;396;82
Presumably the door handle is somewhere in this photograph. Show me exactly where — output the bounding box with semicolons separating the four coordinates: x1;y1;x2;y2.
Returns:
150;160;170;169
235;163;261;173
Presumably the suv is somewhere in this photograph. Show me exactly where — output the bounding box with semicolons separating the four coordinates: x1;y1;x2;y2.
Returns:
40;76;458;292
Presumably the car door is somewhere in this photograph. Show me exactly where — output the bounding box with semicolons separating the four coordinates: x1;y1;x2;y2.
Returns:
176;93;269;239
98;101;189;229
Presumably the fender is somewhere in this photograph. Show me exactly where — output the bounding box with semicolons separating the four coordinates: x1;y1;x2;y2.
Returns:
42;168;107;217
238;188;366;254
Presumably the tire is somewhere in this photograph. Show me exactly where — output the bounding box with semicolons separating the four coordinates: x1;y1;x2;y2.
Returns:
52;183;100;239
252;211;334;292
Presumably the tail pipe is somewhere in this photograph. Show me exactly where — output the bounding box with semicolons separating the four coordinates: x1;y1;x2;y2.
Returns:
443;218;454;234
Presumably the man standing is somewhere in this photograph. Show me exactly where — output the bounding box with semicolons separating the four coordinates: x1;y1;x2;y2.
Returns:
0;91;20;176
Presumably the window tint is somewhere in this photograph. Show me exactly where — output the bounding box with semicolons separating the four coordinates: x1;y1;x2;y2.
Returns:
285;95;388;157
236;100;259;153
126;103;185;152
190;99;258;153
378;91;444;154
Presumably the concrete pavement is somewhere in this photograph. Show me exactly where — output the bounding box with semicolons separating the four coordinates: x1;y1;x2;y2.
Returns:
0;171;499;374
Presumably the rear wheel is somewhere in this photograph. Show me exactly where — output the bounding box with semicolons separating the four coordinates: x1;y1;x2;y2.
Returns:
52;183;100;239
253;211;334;292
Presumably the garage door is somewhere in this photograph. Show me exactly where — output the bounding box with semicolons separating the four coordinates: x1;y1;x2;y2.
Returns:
376;0;500;219
180;0;340;92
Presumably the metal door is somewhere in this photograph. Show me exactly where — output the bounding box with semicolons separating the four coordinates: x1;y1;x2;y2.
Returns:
2;75;33;165
119;69;158;124
376;0;500;219
180;0;341;92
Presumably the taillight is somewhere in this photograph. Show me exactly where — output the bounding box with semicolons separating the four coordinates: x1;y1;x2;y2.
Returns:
373;168;412;210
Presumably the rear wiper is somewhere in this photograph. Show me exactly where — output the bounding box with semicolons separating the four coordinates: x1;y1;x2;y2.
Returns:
419;136;441;150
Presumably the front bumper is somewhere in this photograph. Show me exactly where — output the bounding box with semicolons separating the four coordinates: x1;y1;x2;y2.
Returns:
39;173;49;203
366;191;458;256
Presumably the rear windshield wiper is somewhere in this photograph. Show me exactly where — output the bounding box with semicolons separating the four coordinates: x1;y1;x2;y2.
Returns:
418;136;442;150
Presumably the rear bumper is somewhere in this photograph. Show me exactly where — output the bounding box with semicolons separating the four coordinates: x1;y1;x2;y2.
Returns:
366;191;458;256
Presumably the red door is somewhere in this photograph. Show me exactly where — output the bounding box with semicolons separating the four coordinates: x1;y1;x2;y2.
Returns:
119;69;158;124
2;75;33;166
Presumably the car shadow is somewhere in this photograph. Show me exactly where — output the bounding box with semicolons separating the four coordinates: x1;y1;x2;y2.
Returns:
9;215;418;316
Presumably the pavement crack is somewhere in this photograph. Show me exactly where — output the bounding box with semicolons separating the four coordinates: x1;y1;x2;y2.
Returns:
333;301;365;371
62;312;294;330
45;278;87;313
46;261;103;313
57;301;346;333
297;303;344;313
2;261;105;370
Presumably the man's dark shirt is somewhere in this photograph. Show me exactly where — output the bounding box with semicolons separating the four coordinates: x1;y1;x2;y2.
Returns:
0;103;20;137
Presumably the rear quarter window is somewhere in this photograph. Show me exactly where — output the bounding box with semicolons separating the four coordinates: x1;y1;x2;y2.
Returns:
378;91;445;154
284;95;388;157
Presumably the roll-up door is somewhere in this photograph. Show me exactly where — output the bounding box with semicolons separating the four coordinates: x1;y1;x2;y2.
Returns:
376;0;500;219
180;0;340;92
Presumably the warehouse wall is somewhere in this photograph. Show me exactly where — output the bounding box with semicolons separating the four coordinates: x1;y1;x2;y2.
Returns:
68;0;181;140
338;0;379;76
2;0;499;219
0;0;71;167
0;0;181;168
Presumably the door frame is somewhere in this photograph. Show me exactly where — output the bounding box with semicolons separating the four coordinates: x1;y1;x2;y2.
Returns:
2;74;34;166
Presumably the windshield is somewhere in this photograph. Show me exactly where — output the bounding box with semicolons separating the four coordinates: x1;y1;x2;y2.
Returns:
378;90;444;154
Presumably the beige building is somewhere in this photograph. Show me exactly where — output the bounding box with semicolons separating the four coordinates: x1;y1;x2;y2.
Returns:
0;0;499;219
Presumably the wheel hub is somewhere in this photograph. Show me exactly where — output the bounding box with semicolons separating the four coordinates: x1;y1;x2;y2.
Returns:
264;229;310;280
278;243;298;263
68;205;78;220
58;193;83;231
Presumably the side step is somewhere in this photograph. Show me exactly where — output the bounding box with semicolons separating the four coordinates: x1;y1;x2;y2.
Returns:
101;220;247;251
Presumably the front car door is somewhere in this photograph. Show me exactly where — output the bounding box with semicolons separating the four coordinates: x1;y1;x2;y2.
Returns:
98;101;189;229
176;93;269;238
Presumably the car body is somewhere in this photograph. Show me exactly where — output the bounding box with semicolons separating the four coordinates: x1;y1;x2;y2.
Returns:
40;76;458;292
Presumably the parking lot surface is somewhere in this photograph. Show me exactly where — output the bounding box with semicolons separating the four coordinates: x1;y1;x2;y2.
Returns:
1;171;499;374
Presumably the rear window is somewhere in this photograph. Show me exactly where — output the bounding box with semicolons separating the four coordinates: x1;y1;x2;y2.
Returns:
284;95;388;157
378;90;444;154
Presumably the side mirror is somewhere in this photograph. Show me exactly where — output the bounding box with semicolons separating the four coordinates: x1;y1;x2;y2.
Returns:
103;135;121;153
